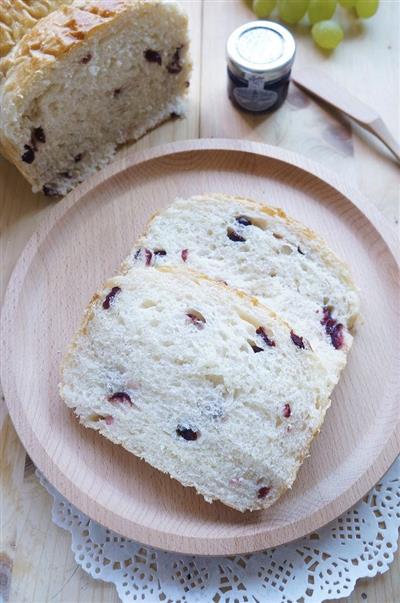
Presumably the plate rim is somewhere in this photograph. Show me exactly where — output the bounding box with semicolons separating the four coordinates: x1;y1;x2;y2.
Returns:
1;138;399;555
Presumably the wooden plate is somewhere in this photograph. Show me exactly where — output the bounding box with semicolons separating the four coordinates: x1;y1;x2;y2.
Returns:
2;140;399;556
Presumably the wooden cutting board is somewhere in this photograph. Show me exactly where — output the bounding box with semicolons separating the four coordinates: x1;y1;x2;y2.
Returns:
1;139;399;556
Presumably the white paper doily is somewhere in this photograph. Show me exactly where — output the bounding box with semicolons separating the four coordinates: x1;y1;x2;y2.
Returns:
38;457;399;603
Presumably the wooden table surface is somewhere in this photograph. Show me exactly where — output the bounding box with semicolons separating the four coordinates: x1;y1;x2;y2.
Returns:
0;1;398;601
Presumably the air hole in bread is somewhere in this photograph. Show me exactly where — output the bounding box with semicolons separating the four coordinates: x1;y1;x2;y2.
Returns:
140;299;157;309
270;269;278;277
275;416;283;428
280;244;293;255
236;309;259;329
87;413;105;422
205;374;224;386
249;216;268;230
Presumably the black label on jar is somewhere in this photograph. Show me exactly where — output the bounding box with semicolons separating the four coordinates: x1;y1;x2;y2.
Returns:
233;86;279;112
228;68;290;114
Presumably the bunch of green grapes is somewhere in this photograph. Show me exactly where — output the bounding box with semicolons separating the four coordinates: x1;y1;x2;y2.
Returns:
251;0;379;50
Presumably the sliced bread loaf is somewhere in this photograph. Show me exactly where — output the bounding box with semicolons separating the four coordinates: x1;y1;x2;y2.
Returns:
60;266;330;512
125;194;360;388
0;0;191;195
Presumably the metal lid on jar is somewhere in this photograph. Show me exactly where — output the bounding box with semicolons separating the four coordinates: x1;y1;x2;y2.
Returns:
227;21;296;83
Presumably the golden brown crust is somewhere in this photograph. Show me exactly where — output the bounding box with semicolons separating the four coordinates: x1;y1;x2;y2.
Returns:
1;1;148;80
0;0;69;59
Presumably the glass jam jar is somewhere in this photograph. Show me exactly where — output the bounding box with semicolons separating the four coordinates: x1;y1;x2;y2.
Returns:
226;21;296;113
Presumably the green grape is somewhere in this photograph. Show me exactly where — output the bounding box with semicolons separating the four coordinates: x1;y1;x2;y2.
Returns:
308;0;337;24
338;0;355;7
355;0;379;18
312;20;344;48
252;0;276;18
277;0;309;24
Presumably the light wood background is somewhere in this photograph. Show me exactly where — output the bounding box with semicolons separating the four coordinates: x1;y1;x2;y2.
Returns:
0;0;398;601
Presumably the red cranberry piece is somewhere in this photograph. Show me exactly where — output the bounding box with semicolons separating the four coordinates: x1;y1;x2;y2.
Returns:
105;415;114;425
321;306;332;326
297;245;305;255
227;228;246;242
176;425;200;441
42;184;59;197
257;486;271;499
154;249;167;256
321;306;344;349
283;403;291;418
21;145;35;163
102;286;121;309
186;312;206;329
251;344;264;353
166;46;183;74
290;331;306;349
74;153;83;162
330;323;344;349
256;326;276;347
144;49;162;65
236;215;252;226
181;249;188;262
135;248;153;265
108;392;133;406
80;53;92;64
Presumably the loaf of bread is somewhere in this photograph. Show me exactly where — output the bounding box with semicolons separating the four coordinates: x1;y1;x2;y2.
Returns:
125;194;360;388
60;266;331;512
0;0;191;195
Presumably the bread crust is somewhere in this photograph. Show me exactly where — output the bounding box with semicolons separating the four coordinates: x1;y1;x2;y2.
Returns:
0;0;69;59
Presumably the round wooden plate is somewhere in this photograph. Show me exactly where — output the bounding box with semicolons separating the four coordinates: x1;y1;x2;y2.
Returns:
1;140;399;555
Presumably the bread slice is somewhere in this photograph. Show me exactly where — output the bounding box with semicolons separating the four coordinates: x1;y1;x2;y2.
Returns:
60;266;330;512
0;0;191;195
124;194;360;388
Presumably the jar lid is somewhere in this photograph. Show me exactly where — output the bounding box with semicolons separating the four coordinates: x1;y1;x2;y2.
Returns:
227;21;296;83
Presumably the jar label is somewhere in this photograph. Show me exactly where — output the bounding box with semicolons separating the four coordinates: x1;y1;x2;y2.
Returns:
233;85;279;112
